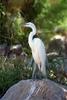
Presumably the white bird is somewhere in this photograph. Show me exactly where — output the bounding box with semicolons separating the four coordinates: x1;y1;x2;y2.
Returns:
24;22;47;78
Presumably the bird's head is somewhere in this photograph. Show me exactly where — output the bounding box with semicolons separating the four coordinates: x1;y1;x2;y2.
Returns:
24;22;35;28
24;22;36;33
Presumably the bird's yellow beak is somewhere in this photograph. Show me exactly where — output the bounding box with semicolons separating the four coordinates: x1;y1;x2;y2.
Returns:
23;23;29;27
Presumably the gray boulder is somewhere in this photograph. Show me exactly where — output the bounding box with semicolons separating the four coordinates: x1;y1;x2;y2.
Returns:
1;79;67;100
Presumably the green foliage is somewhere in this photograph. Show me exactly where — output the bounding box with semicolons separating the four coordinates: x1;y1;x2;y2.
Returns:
1;0;67;44
5;11;25;44
0;3;7;43
0;57;32;97
34;0;67;42
48;57;67;85
21;0;43;21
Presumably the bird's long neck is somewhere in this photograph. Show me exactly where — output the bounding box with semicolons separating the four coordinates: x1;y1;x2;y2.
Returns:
28;25;36;48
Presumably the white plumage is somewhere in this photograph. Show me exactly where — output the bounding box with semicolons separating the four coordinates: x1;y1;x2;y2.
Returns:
24;22;46;78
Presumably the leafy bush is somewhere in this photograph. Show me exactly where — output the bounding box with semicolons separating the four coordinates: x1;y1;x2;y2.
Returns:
48;57;67;85
0;3;7;43
0;56;32;97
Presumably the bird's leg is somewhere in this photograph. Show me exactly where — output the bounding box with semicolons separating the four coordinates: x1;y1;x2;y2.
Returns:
41;65;47;79
30;57;38;79
37;64;43;79
32;62;37;79
38;63;47;79
30;57;34;67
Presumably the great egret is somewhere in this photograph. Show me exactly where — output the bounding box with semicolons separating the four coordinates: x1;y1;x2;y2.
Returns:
24;22;47;78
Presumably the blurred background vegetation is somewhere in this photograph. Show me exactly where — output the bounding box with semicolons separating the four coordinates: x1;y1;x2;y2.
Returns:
0;0;67;98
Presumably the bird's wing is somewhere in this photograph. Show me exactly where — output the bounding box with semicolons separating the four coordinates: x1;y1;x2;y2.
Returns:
34;38;46;63
33;38;47;76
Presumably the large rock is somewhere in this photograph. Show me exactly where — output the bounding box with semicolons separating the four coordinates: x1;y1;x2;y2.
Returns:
47;35;65;57
1;79;67;100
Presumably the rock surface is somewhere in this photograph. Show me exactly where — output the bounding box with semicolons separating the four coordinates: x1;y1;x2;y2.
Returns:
1;79;67;100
